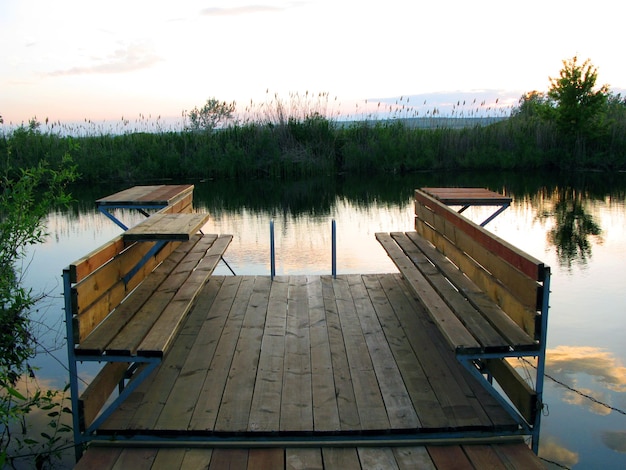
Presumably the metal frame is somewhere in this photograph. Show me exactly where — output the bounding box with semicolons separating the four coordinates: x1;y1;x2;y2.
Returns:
80;428;530;448
97;203;167;231
456;201;511;226
455;267;550;453
63;267;165;459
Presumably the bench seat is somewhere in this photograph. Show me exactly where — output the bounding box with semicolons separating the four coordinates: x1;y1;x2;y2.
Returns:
376;232;537;355
376;188;550;441
76;234;232;358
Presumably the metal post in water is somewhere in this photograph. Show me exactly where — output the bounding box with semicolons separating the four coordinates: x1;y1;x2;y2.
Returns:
270;219;275;280
332;219;337;278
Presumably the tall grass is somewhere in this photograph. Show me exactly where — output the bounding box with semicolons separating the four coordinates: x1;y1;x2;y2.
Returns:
2;94;625;183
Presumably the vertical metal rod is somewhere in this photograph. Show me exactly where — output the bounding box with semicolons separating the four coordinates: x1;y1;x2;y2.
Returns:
63;268;83;461
532;267;551;453
270;219;275;280
332;219;337;278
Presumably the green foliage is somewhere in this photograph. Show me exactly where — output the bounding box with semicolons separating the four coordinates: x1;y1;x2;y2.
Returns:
508;58;625;168
512;91;554;122
0;157;77;381
1;380;73;469
5;110;626;182
548;56;609;139
184;98;236;133
0;132;77;467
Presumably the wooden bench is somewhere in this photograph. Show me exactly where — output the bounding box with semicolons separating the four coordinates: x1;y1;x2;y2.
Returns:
64;191;232;452
376;188;550;448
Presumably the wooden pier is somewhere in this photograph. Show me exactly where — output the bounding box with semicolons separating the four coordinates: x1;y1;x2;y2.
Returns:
74;274;544;468
67;186;546;468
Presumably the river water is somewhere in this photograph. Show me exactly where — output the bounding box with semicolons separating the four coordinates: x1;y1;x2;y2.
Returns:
17;171;626;469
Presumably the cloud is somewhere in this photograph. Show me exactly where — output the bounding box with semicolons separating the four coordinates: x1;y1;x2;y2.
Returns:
200;4;286;16
48;42;161;77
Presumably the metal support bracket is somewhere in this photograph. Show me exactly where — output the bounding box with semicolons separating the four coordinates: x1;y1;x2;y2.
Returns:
123;240;167;285
97;203;168;231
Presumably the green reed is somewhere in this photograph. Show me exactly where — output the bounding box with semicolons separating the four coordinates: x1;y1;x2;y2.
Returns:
1;92;625;183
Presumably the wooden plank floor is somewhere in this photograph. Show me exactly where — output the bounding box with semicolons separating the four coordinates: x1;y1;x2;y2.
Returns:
75;442;545;469
79;274;546;468
99;274;517;437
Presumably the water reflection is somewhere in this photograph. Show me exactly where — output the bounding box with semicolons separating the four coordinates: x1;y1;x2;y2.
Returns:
539;436;580;468
601;431;626;453
3;375;74;469
534;187;603;268
546;345;626;396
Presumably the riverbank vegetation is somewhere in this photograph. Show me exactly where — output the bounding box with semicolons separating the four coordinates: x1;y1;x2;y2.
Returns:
0;150;77;467
1;57;625;183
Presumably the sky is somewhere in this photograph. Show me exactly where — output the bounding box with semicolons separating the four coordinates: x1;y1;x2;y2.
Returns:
1;0;625;128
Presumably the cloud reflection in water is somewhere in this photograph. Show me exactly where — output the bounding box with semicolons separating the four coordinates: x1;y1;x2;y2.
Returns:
547;345;626;394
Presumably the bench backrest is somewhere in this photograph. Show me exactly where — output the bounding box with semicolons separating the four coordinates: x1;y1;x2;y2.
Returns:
68;192;193;345
414;189;548;340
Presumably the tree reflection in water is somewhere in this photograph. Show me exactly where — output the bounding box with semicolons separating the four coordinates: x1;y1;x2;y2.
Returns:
539;187;602;267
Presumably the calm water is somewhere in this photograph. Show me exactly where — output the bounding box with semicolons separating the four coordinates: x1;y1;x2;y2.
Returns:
19;172;626;469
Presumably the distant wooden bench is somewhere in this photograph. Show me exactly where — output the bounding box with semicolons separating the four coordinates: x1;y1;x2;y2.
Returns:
376;188;550;443
64;189;232;450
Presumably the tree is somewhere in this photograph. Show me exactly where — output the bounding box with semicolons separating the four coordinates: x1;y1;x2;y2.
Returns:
0;134;78;467
512;90;554;121
0;151;77;381
184;98;236;133
548;56;609;141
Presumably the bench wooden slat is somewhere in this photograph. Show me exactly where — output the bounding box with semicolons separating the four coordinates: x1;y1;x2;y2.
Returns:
415;190;545;281
143;184;193;206
415;201;541;311
375;233;480;353
137;235;233;356
413;219;538;337
73;241;181;344
404;232;537;350
70;236;127;284
96;185;161;205
421;187;512;206
123;213;209;242
102;235;218;356
79;362;130;429
75;239;199;355
72;240;174;315
390;232;510;352
160;192;193;215
486;358;537;424
96;184;193;207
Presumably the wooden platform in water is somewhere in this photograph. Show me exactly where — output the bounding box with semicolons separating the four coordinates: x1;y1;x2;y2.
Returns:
76;443;544;469
79;274;544;468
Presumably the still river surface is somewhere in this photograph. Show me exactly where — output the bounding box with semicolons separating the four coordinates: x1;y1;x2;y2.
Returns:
20;171;626;469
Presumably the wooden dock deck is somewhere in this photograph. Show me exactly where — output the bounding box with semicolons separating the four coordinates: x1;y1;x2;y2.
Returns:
76;274;544;468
